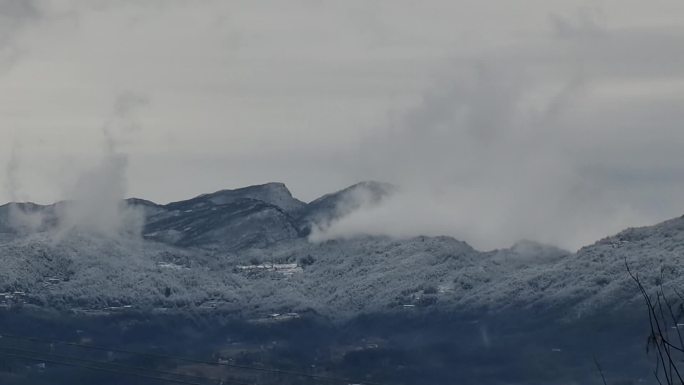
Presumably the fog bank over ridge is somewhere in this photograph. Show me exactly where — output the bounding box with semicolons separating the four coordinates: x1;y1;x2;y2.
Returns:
5;92;149;240
316;9;684;250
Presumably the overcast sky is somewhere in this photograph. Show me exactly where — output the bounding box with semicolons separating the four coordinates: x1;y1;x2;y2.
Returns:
2;0;684;249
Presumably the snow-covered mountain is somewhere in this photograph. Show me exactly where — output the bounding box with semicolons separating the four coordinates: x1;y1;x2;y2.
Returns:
0;181;681;320
170;182;306;214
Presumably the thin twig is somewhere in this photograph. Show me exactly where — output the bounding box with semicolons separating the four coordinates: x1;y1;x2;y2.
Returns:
593;355;608;385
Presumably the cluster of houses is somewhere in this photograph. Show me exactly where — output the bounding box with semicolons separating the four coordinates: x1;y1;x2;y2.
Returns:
1;277;67;309
236;262;303;276
0;291;27;308
157;261;189;270
68;305;134;317
249;312;301;324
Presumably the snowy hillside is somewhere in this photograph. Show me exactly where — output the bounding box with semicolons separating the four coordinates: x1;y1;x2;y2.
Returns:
0;182;681;320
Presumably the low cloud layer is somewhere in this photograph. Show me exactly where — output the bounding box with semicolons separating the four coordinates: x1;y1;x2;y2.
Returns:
59;92;149;237
6;92;149;239
315;10;684;250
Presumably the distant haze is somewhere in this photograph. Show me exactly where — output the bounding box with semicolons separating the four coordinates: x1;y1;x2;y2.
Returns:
2;0;684;250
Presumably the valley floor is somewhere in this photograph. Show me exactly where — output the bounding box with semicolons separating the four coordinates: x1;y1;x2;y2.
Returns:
0;307;657;385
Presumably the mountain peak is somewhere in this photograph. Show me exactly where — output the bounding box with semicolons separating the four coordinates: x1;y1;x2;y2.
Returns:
308;181;396;205
170;182;305;213
296;181;396;234
209;182;305;212
339;180;395;193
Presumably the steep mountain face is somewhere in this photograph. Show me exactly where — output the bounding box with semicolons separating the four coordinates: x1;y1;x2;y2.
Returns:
144;198;300;250
172;182;306;214
141;183;307;250
139;181;397;251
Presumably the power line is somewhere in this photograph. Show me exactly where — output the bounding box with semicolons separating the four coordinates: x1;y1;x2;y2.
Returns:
0;345;251;385
0;333;384;385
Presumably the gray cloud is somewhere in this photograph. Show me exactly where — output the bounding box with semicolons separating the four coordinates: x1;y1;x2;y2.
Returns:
6;92;149;239
1;1;684;250
0;0;42;42
316;10;684;250
550;6;606;40
55;92;149;238
0;0;42;70
4;138;21;201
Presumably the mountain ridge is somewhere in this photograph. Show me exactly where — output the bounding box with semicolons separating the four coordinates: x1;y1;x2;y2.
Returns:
0;181;681;322
0;181;396;250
